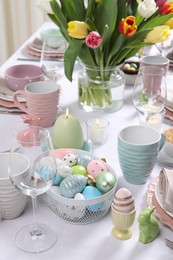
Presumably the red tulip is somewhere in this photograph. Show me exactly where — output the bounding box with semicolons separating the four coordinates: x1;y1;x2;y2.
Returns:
159;1;173;14
155;0;167;7
85;31;102;49
118;16;137;37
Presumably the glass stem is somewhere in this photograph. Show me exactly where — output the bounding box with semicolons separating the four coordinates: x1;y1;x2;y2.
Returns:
31;196;41;236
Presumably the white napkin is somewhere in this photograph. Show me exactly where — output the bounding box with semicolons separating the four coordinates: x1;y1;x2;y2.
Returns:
159;168;173;212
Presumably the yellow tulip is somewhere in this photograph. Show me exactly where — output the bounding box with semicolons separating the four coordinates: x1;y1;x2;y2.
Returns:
96;0;100;3
146;25;170;43
67;21;89;39
164;18;173;29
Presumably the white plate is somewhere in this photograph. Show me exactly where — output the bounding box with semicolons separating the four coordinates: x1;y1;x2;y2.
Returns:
155;182;173;218
0;93;25;102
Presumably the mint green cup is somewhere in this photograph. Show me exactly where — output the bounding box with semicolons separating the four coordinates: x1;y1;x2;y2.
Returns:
118;125;164;185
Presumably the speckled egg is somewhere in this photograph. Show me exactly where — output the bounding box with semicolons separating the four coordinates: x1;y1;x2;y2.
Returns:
112;188;135;213
56;164;72;177
63;153;78;167
96;171;117;193
87;159;108;179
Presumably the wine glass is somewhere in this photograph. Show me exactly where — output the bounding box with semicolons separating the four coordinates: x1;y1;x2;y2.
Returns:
9;126;57;253
40;40;65;114
132;66;167;126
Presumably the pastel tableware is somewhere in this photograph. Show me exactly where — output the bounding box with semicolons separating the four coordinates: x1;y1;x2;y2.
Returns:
0;152;30;220
118;125;164;185
140;55;169;73
5;64;44;91
13;81;60;127
41;28;65;48
111;188;136;240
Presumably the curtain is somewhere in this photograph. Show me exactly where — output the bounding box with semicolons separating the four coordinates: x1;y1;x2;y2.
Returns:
0;0;48;65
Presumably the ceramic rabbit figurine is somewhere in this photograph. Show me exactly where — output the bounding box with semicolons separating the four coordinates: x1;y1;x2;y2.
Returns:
138;206;159;244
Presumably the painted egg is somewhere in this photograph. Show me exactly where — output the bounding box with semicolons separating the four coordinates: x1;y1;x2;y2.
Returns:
71;165;87;176
63;154;78;167
86;175;96;186
57;165;72;177
96;171;117;193
53;174;63;185
59;174;87;198
112;188;135;213
37;165;56;181
82;186;103;212
87;159;108;179
54;149;74;159
74;193;85;200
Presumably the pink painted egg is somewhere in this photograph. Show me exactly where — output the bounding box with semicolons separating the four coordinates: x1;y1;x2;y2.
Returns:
87;159;108;179
112;188;135;213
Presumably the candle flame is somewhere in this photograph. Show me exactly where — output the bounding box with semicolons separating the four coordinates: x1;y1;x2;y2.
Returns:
96;119;99;126
66;108;69;118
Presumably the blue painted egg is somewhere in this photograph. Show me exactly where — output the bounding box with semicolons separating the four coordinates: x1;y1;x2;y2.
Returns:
82;186;104;212
59;174;87;198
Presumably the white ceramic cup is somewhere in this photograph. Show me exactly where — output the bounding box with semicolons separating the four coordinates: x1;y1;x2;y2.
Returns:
140;55;169;73
118;125;164;185
13;81;60;127
0;152;30;220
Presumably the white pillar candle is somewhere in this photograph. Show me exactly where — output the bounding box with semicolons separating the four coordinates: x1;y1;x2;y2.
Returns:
86;118;109;145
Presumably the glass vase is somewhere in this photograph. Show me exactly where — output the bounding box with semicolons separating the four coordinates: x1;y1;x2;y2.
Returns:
78;65;125;113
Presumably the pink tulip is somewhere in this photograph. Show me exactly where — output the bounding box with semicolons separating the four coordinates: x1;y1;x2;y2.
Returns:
85;31;102;49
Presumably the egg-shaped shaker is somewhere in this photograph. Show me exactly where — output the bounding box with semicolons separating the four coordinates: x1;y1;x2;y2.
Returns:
111;188;136;240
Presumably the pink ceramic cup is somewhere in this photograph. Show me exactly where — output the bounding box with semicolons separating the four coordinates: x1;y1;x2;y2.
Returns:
13;81;60;127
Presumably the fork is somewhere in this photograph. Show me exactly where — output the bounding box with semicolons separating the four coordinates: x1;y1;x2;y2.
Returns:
165;238;173;250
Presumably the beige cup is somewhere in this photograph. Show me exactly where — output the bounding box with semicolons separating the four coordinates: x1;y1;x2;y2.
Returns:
13;81;60;127
140;55;169;73
0;152;30;220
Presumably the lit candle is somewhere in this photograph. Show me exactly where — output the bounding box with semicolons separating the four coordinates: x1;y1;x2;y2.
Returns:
86;118;109;145
52;108;84;149
139;110;165;133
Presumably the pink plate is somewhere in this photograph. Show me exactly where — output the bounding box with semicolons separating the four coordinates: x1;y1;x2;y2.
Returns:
25;44;64;58
146;177;173;230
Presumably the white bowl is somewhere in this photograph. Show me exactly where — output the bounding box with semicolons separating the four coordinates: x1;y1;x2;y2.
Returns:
0;153;30;220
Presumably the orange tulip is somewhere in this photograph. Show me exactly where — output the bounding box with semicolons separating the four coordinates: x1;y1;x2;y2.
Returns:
159;1;173;14
118;16;137;37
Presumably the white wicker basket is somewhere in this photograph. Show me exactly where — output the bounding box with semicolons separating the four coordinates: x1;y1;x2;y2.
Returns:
40;149;118;224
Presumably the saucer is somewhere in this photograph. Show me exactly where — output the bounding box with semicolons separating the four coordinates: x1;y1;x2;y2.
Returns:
158;147;173;167
82;140;92;152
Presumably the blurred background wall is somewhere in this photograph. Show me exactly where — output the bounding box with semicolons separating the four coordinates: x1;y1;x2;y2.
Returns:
0;0;49;65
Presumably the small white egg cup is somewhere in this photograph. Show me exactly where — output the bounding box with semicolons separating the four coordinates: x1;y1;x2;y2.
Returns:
111;206;136;240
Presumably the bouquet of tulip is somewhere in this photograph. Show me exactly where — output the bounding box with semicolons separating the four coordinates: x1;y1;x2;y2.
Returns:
37;0;173;110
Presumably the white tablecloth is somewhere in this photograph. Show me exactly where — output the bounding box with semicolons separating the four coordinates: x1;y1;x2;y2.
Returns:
0;22;173;260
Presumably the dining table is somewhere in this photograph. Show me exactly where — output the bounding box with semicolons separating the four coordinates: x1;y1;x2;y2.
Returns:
0;22;173;260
